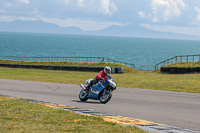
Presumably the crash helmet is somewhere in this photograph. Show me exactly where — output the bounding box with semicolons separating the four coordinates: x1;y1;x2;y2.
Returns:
104;67;111;75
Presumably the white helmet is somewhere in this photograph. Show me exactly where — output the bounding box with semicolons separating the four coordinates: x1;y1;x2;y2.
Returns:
104;67;111;75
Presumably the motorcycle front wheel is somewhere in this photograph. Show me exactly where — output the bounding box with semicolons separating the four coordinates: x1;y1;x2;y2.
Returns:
100;90;112;104
79;90;88;101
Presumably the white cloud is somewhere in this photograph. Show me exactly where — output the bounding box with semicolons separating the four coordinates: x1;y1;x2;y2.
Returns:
0;15;13;22
5;2;13;7
138;11;152;19
142;24;200;37
195;6;200;25
138;11;146;18
18;0;30;4
42;18;124;31
65;0;69;5
0;15;37;22
151;0;185;22
77;0;84;7
0;14;125;31
0;9;6;13
100;0;117;15
139;0;185;22
31;7;41;16
74;0;117;15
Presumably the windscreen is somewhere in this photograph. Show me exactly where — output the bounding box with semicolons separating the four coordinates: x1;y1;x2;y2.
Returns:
107;76;114;82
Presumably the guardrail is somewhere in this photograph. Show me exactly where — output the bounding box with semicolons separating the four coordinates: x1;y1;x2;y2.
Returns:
0;63;124;73
0;55;135;68
0;55;159;71
155;54;200;70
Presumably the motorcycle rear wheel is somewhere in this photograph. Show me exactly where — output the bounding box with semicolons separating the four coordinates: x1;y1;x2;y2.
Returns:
100;90;112;104
79;90;88;101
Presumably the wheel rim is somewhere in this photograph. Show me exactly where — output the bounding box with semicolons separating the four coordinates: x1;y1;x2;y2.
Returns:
80;90;87;99
100;92;110;102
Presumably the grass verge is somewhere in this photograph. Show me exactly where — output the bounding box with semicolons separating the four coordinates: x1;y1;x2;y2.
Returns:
0;67;200;93
0;96;145;133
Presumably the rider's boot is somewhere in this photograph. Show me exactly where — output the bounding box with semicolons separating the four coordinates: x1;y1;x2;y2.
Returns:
85;79;96;93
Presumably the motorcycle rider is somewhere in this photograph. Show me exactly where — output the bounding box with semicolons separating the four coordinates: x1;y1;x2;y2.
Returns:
85;67;111;92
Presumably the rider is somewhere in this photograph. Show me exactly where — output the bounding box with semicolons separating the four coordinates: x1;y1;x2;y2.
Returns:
85;67;111;92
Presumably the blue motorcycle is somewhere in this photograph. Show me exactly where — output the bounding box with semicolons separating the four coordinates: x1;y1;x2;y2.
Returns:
79;76;116;104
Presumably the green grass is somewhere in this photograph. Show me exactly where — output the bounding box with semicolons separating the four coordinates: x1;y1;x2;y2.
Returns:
118;71;200;93
0;67;200;93
0;96;145;133
162;62;200;68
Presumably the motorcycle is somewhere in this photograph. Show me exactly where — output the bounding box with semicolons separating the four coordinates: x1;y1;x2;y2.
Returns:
79;76;116;104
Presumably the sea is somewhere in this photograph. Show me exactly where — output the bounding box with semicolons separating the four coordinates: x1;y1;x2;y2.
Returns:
1;32;200;70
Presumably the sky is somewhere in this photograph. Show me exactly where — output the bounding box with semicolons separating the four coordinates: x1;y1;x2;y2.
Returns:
1;0;200;36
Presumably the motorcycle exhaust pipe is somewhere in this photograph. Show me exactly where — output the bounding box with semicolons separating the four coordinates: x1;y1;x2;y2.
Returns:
80;84;86;90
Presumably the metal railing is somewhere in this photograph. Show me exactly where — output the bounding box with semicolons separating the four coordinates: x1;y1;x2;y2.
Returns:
0;55;160;71
155;54;200;70
0;55;135;68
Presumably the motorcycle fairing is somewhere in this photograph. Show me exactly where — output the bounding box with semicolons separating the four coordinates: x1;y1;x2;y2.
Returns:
87;81;105;100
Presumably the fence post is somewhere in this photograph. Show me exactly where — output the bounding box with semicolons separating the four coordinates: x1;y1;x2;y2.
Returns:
199;55;200;62
193;55;194;62
175;56;177;63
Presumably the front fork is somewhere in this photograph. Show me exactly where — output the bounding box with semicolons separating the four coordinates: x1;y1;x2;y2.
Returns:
103;88;111;96
80;84;86;90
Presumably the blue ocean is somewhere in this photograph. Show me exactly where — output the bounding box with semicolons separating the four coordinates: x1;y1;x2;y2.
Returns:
1;32;200;67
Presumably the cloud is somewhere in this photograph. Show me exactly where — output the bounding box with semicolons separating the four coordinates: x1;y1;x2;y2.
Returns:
138;11;151;19
139;0;185;22
151;0;185;22
0;0;120;31
0;9;6;13
195;6;200;25
77;0;84;7
18;0;30;4
100;0;117;15
0;15;37;22
0;13;124;31
63;0;117;15
31;7;41;17
70;0;117;15
42;18;124;31
65;0;69;5
142;23;200;36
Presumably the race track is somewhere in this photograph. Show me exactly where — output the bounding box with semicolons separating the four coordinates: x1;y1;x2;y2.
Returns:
0;79;200;132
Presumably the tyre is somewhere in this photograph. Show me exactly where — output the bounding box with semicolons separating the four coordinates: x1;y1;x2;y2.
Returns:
79;90;88;101
100;90;112;104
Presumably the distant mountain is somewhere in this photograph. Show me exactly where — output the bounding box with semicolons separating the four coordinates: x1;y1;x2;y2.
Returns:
0;20;83;34
0;20;200;40
89;24;200;40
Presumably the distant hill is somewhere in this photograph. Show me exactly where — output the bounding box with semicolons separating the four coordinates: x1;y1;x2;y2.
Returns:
0;20;83;34
88;24;200;40
0;20;200;40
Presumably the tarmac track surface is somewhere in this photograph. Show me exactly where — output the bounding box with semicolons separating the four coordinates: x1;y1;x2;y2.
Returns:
0;79;200;132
